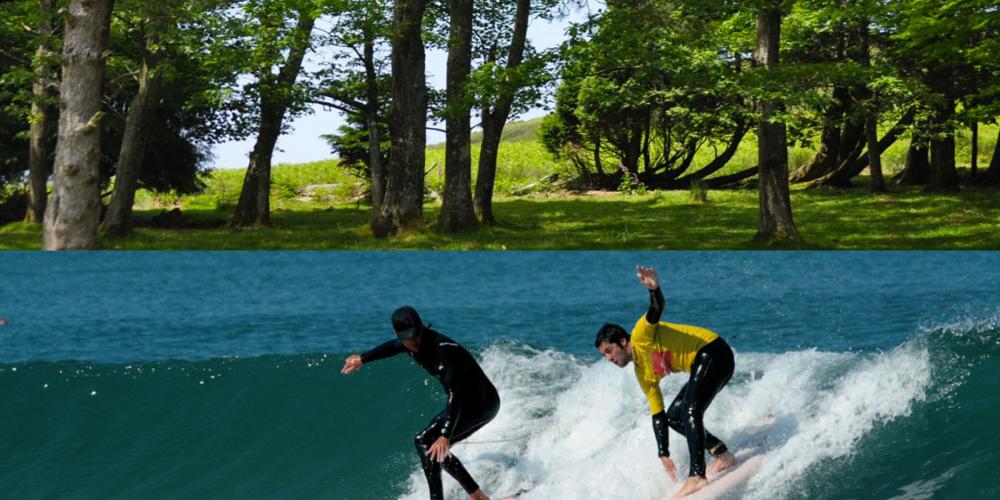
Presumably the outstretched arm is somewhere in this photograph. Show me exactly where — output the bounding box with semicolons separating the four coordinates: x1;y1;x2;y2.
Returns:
341;355;363;374
637;266;665;324
341;340;405;375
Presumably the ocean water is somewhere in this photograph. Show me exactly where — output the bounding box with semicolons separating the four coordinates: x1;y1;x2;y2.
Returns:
0;251;997;499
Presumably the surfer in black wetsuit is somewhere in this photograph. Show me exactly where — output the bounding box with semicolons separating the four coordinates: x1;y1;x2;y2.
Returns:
341;306;499;500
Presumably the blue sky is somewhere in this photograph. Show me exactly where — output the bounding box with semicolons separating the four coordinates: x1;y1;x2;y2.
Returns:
210;4;597;170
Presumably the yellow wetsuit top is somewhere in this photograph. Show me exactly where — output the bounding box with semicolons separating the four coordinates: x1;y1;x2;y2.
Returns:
631;315;719;414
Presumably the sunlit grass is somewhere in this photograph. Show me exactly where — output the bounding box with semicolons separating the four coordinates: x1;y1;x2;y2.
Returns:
2;119;996;250
3;185;998;250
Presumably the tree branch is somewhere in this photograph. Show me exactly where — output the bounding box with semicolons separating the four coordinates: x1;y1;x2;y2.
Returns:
0;47;29;65
308;99;359;116
317;90;366;111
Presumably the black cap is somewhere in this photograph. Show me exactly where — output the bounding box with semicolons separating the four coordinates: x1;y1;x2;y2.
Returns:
392;306;424;340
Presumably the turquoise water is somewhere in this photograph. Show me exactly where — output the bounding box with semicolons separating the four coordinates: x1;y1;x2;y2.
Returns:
1;252;998;499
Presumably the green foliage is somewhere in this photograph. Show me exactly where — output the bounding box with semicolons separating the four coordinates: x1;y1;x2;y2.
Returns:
553;0;752;180
617;171;648;196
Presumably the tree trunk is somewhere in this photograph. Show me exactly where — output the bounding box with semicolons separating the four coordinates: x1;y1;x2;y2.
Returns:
708;165;758;188
363;35;385;211
593;137;604;175
437;0;477;233
683;121;748;181
43;0;115;250
645;122;748;189
232;12;315;227
926;97;959;192
896;138;930;185
970;121;978;180
753;4;798;243
866;111;886;193
25;0;56;224
473;0;530;225
788;85;847;183
102;28;162;236
811;107;915;187
372;0;427;237
475;116;502;224
976;126;1000;185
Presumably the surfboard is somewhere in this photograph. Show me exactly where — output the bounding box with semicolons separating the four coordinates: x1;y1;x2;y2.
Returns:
499;487;532;500
682;453;767;500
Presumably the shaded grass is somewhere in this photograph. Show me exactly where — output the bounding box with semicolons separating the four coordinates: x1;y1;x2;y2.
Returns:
3;185;998;250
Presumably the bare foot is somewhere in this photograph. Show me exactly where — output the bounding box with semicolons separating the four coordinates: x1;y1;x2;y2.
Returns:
469;489;490;500
706;451;737;479
670;476;709;499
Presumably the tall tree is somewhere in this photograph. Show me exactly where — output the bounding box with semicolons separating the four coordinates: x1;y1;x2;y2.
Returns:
232;2;317;227
43;0;115;250
753;2;798;243
472;0;530;224
102;1;168;236
314;0;392;211
925;95;958;191
437;0;477;232
25;0;57;224
372;0;427;237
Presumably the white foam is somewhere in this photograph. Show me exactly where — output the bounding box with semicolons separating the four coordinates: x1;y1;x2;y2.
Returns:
398;342;932;500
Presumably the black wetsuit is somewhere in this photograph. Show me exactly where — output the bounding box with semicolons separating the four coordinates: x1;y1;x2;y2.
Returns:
646;288;735;478
361;329;500;499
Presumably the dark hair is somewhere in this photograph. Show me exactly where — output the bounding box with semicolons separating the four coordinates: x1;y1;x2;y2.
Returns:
595;323;629;349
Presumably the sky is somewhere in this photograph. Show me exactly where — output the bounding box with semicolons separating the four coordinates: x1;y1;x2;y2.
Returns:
210;4;599;170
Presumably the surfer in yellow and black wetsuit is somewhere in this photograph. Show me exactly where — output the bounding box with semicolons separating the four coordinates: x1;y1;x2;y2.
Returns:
595;266;737;499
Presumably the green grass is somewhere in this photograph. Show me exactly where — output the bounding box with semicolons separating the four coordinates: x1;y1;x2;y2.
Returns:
3;184;998;250
2;118;997;250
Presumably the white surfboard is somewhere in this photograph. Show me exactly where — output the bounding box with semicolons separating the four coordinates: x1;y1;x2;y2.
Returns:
679;453;767;500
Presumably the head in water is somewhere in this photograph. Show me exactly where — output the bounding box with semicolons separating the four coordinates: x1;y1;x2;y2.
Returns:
595;323;632;367
392;306;425;352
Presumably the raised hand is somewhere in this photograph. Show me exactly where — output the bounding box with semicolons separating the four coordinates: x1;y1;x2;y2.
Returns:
636;265;660;290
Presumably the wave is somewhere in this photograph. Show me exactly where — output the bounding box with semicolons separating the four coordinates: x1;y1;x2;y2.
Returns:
396;316;999;500
1;316;997;499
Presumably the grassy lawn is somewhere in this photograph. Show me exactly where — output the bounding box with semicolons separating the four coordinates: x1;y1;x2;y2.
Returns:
3;185;998;250
2;118;996;250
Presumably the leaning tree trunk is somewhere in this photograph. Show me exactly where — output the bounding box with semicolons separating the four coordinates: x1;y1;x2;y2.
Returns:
475;115;503;224
788;85;847;183
103;27;162;236
25;0;56;224
753;4;799;243
976;126;1000;186
372;0;427;237
232;12;315;227
474;0;530;225
43;0;115;250
926;97;959;192
437;0;477;233
811;108;915;188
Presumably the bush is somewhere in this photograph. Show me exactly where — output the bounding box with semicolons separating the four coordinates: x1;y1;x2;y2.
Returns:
689;179;709;203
